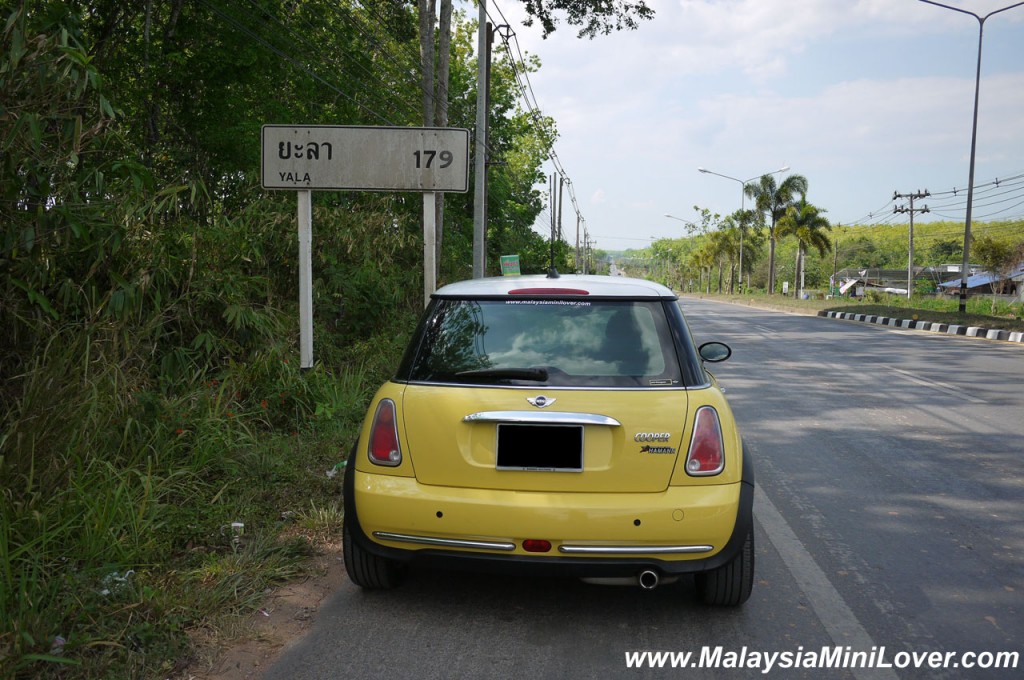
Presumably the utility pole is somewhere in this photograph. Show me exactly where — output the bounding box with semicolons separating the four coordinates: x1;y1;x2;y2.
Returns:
832;238;839;298
919;0;1024;312
894;190;930;300
575;213;581;273
557;175;564;243
585;229;593;274
548;174;558;276
472;6;492;278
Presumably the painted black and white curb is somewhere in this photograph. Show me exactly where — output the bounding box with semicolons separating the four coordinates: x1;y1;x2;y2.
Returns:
818;311;1024;344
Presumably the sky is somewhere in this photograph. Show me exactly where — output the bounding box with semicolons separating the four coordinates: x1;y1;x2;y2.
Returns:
470;0;1024;251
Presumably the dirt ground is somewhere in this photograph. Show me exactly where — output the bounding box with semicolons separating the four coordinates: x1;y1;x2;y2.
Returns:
184;540;343;680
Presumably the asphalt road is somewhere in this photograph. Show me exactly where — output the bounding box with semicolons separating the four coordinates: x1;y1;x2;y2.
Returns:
263;298;1023;680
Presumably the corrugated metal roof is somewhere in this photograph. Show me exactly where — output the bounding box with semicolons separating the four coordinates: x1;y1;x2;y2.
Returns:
938;265;1024;289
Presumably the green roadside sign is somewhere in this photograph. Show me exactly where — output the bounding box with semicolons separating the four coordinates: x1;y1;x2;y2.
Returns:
500;255;521;276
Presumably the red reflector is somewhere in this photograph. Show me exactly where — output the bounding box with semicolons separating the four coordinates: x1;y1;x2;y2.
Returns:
685;406;725;476
522;539;552;553
508;288;590;296
368;399;401;466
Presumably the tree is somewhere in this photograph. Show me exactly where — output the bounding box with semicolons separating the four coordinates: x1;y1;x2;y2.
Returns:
518;0;655;38
972;235;1022;296
0;3;163;336
841;235;886;269
689;241;717;294
707;227;740;293
928;238;963;265
724;208;765;292
442;20;558;278
421;1;652;276
419;0;454;269
777;199;831;297
744;173;808;294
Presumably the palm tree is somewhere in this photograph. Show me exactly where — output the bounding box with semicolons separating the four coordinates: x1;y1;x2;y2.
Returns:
777;199;831;297
730;207;763;291
710;219;744;293
705;229;731;293
688;242;716;293
745;173;808;294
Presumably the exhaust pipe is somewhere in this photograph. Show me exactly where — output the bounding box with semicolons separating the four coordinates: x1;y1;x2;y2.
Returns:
637;570;660;590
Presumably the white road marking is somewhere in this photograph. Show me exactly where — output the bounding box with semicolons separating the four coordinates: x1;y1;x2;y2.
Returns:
883;366;986;404
756;485;900;680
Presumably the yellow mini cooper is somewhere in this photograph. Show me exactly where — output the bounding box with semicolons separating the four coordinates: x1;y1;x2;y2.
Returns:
343;275;754;605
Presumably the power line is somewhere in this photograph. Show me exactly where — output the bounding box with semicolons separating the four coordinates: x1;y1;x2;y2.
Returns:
487;0;585;238
845;170;1024;225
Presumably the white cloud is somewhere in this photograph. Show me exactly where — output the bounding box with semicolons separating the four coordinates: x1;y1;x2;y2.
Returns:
467;0;1024;244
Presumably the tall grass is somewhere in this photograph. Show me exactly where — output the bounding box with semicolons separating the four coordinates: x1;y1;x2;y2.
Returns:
0;307;412;678
876;293;1023;319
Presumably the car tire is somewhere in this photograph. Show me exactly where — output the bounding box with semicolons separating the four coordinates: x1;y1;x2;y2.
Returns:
342;512;406;589
694;526;754;606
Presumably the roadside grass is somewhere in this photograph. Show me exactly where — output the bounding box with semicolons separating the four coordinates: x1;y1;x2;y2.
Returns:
0;313;415;679
684;291;1024;333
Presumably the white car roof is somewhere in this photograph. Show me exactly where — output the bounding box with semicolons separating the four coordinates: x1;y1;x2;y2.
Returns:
434;275;677;299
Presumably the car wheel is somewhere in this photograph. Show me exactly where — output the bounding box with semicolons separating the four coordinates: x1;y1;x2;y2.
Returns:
694;526;754;606
342;511;406;589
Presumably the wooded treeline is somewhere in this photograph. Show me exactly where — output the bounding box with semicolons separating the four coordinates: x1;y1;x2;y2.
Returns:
1;0;565;360
631;213;1024;296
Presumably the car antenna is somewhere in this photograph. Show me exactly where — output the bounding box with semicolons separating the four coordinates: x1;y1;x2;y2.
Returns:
547;230;560;278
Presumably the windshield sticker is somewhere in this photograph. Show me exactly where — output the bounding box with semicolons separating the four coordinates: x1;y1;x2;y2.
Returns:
504;300;591;307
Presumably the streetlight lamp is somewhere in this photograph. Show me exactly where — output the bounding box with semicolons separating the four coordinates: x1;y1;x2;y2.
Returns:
919;0;1024;313
697;165;789;289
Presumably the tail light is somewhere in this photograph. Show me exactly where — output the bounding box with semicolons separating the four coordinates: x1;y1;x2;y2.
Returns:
685;406;724;476
368;399;402;466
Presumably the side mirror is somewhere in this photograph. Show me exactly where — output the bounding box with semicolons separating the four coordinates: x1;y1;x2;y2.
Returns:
698;341;732;363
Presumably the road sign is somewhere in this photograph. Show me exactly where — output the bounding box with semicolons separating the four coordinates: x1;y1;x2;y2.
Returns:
261;125;469;193
500;255;521;276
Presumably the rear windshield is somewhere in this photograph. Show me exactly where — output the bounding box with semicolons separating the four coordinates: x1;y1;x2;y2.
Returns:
400;299;685;388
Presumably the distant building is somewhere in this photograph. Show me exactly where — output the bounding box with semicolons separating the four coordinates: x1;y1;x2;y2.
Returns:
937;264;1024;297
834;267;936;296
933;263;981;275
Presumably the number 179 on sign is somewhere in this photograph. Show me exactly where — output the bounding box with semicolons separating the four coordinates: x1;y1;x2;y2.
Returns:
413;149;455;169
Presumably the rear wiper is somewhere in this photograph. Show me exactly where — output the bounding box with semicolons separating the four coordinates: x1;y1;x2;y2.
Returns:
454;367;549;382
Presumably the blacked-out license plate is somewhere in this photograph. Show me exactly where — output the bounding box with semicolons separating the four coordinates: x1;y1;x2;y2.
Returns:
496;423;583;471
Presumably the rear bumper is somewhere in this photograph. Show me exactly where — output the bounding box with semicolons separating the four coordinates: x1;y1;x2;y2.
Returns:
344;449;754;579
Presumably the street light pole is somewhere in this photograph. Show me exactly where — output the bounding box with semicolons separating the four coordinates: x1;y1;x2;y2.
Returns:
697;165;788;290
919;0;1024;313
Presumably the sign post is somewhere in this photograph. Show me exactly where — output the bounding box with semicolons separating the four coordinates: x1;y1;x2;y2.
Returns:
261;125;469;368
423;192;437;307
297;190;313;369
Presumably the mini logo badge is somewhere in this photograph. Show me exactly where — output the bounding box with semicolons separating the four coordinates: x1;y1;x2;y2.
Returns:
527;395;556;408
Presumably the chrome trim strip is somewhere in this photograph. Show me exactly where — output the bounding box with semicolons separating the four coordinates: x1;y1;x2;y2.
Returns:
373;532;516;552
558;544;714;555
397;380;698;391
463;411;621;426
